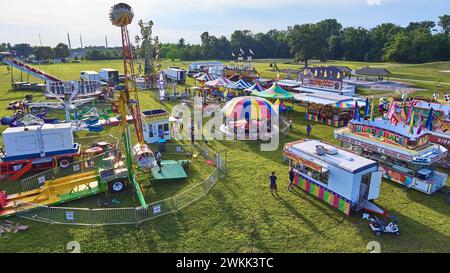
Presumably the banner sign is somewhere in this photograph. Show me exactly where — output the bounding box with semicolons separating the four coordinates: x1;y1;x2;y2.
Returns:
350;123;429;149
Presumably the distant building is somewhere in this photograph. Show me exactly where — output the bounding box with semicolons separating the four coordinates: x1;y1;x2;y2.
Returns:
355;67;390;81
0;51;12;61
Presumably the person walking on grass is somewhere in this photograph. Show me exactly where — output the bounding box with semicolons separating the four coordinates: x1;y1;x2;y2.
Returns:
156;152;162;173
288;168;295;192
306;124;312;136
269;171;279;196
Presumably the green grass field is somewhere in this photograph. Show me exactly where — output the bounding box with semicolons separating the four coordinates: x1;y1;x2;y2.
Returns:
0;59;449;253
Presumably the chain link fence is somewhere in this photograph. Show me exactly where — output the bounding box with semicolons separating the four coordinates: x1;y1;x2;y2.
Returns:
15;144;226;226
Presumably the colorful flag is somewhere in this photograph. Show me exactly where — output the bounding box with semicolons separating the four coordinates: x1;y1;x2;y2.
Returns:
426;108;434;131
417;113;424;134
353;100;360;121
406;101;414;123
364;97;370;117
408;111;415;134
386;99;395;121
370;99;375;121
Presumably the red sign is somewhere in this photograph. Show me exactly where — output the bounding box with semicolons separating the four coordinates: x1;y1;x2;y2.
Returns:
430;134;450;149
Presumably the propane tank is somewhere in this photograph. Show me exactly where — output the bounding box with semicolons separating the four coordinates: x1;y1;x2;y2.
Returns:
132;143;154;169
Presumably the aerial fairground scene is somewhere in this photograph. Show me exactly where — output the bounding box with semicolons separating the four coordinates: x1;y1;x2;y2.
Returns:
0;0;449;260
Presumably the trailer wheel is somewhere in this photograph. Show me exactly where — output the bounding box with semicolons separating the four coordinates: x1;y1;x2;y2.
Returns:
59;157;73;168
109;179;125;193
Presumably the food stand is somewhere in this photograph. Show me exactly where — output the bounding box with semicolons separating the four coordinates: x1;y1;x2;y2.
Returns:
335;119;448;195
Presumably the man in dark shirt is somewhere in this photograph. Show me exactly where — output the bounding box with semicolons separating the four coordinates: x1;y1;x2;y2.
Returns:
288;168;295;192
269;171;278;196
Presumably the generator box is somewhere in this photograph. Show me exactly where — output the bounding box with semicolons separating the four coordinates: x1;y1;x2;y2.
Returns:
2;123;75;158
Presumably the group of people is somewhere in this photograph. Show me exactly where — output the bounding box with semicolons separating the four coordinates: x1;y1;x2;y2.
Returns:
268;168;297;197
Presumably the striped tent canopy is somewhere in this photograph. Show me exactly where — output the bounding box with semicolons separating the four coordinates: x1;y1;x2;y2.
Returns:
221;96;277;120
195;73;214;82
252;82;294;99
206;76;232;87
245;82;264;92
227;79;252;90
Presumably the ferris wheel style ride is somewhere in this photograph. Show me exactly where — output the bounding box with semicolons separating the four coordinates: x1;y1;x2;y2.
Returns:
109;3;153;207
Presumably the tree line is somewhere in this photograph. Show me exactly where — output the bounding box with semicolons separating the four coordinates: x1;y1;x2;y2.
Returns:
0;43;71;61
1;14;449;64
163;14;450;65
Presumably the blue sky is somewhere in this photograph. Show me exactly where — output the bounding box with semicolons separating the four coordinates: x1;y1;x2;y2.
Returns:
0;0;448;47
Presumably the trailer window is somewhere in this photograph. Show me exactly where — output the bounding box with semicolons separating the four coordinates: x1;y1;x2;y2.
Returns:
319;170;329;185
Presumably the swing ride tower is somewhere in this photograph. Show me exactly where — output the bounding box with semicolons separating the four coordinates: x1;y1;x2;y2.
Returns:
109;3;151;207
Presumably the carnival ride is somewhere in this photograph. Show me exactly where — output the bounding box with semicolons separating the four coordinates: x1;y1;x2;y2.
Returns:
27;88;95;123
3;58;61;82
219;96;282;140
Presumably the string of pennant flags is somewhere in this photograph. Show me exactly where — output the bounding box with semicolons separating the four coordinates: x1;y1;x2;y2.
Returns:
231;48;254;57
353;97;437;136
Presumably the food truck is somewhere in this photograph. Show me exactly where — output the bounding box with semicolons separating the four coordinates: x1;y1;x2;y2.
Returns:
284;139;384;215
294;92;363;127
335;118;448;195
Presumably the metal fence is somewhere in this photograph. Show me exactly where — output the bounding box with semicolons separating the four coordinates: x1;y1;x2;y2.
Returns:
15;144;226;226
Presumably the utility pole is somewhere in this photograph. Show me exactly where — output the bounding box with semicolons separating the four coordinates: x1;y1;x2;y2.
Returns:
79;34;83;49
39;33;42;46
105;35;108;48
67;33;72;50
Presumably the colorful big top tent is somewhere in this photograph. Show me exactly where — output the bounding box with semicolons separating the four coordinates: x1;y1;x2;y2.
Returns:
205;76;232;87
245;82;264;92
221;96;277;120
227;79;252;90
252;82;294;99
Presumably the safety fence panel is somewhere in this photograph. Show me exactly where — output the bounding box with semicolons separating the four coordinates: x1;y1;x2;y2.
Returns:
89;207;140;225
15;202;51;224
47;207;92;225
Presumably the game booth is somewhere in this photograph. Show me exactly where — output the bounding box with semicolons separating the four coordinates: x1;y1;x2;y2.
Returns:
284;140;384;215
295;93;363;127
335;118;448;195
141;109;171;144
403;100;450;168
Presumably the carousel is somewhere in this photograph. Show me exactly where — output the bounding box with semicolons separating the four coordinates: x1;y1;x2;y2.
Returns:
219;96;281;140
